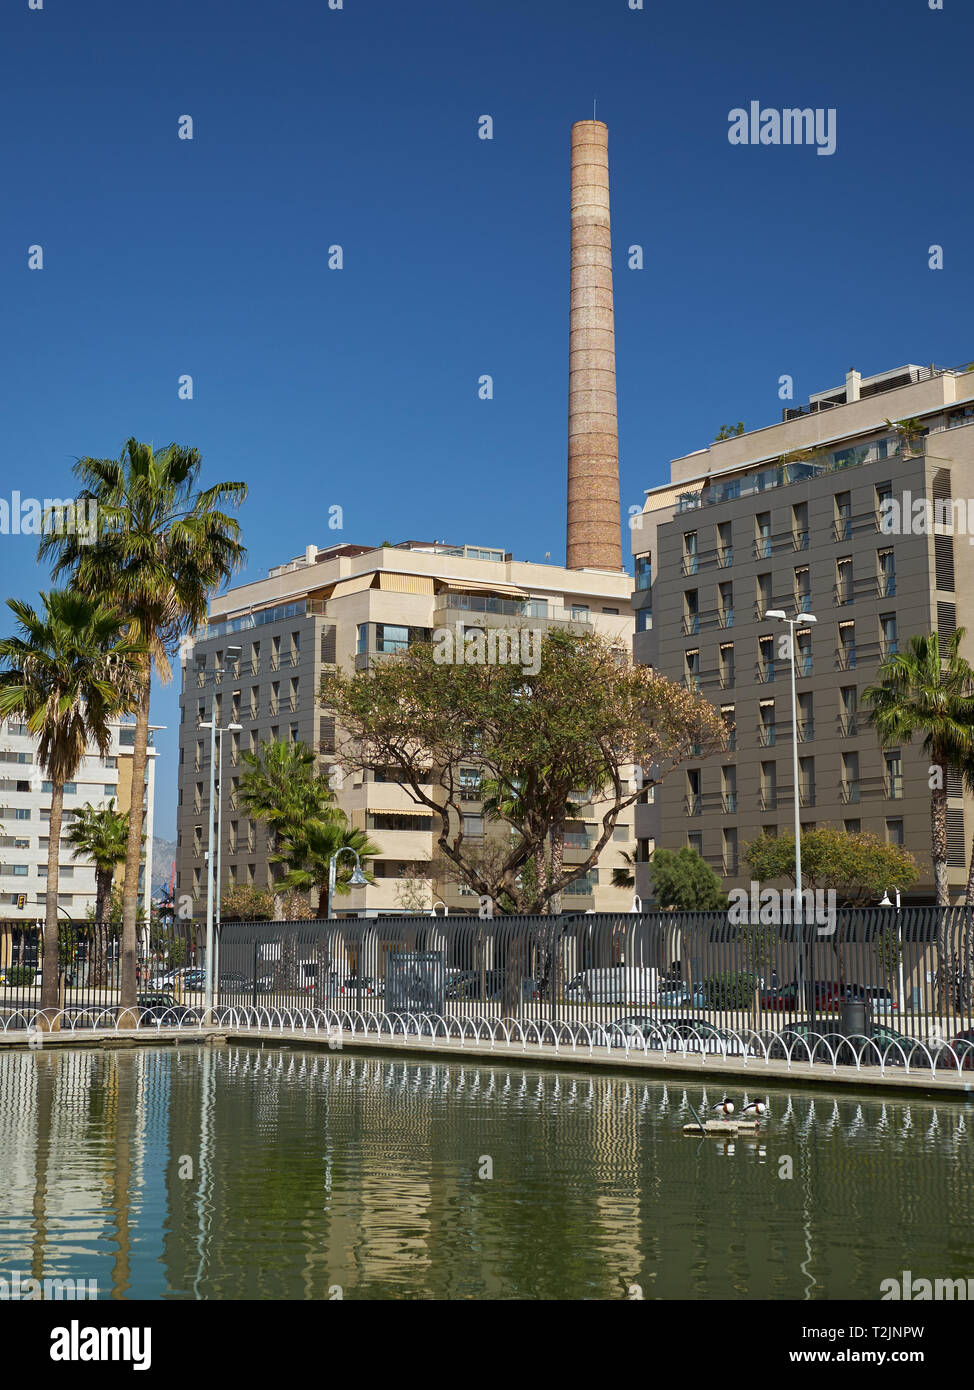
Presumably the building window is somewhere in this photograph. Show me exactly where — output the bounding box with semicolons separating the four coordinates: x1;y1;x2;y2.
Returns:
799;756;815;807
794;565;810;611
721;765;737;814
840;685;857;735
877;548;896;597
758;634;775;683
795;626;812;677
462;814;484;839
720;705;736;753
754;512;772;559
885;751;903;800
722;827;738;876
635;554;652;590
838;621;856;670
792;501;809;550
719;643;734;689
718;581;733;628
880;612;898;657
835;557;853;605
717;522;733;567
682;533;698;576
13;808;30;821
797;691;814;741
886;819;904;846
844;819;861;834
636;609;652;633
683;590;699;636
685;769;702;818
834;491;852;541
842;752;860;804
356;624;368;656
684;649;700;692
759;700;775;747
571;604;590;621
760;762;777;812
687;833;703;857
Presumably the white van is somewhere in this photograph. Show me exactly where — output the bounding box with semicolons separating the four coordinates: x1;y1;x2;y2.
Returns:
566;966;657;1006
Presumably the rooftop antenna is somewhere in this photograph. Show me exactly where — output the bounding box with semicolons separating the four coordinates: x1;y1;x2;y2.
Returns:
593;98;597;120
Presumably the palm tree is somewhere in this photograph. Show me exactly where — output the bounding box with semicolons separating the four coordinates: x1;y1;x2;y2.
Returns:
275;813;380;918
65;800;132;986
39;439;246;1014
0;591;142;1020
864;629;974;906
611;848;636;889
238;740;333;917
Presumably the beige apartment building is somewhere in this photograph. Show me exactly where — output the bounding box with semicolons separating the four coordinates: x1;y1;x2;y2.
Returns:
176;540;636;917
631;360;974;904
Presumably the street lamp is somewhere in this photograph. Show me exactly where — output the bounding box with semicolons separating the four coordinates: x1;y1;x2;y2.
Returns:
765;609;817;1011
631;894;643;913
199;644;242;1021
327;846;369;920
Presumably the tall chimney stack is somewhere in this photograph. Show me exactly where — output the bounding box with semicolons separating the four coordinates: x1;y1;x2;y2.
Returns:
566;119;622;571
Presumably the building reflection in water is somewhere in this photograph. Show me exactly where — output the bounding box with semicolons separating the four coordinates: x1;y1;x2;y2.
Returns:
0;1045;971;1300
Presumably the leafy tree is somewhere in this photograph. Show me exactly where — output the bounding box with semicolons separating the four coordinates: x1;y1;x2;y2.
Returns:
714;422;745;440
0;591;141;1018
220;885;275;921
742;827;918;903
321;630;725;914
647;847;728;910
65;799;133;986
863;630;974;905
39;439;246;1016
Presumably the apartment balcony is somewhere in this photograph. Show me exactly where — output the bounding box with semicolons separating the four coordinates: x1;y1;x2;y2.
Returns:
841;781;861;805
722;793;738;814
759;790;777;811
717;547;733;568
433;595;589;632
684;795;702;818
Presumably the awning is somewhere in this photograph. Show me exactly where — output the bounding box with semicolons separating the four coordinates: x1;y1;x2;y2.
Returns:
330;574;376;598
376;573;436;594
439;579;530;598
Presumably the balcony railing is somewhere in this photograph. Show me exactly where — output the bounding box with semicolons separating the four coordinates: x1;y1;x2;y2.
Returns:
682;615;700;635
722;793;738;813
839;714;858;736
879;640;899;659
886;776;904;800
841;781;861;804
833;584;854;606
723;857;739;876
877;575;896;598
684;795;702;817
720;670;735;689
684;676;701;693
837;648;857;670
832;518;852;542
797;721;814;741
681;556;699;576
793;530;809;551
759;724;776;747
796;655;812;677
753;538;772;559
759;790;777;811
758;661;776;683
724;730;737;752
717;547;733;568
719;609;734;628
799;786;816;807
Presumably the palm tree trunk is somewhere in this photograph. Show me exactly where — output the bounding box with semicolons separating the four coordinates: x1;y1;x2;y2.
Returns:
119;670;151;1024
40;781;64;1024
92;866;111;990
549;820;565;916
931;781;951;1013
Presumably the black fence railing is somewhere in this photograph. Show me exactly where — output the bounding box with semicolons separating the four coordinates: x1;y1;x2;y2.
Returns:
0;921;201;1021
213;909;974;1051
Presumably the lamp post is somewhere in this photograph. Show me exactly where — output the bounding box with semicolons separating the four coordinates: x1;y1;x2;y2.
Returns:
765;609;817;1014
199;646;242;1022
880;889;906;1012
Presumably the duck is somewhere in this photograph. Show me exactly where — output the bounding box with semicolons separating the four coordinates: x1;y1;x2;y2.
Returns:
742;1099;767;1118
711;1098;734;1117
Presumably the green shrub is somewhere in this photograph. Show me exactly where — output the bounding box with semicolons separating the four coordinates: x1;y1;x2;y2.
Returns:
2;965;36;986
702;970;757;1010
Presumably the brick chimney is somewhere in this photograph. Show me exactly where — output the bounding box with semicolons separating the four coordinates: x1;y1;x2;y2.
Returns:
566;119;623;571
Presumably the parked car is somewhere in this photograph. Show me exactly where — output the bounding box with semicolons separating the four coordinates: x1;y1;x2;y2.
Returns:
840;985;897;1014
939;1030;974;1070
656;984;708;1008
135;992;193;1024
338;975;376;998
760;981;842;1013
565;966;657;1006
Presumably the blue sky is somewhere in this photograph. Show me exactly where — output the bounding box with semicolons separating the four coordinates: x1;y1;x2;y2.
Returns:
0;0;970;838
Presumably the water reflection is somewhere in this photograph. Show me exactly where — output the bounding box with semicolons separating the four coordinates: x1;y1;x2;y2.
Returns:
0;1046;971;1300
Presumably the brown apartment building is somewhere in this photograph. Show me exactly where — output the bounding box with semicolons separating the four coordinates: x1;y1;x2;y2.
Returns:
631;360;974;903
175;540;636;918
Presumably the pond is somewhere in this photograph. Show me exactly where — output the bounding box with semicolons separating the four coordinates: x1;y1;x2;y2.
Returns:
0;1045;971;1300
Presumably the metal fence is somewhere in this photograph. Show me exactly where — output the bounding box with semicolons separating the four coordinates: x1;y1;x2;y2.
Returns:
214;908;974;1051
0;920;200;1020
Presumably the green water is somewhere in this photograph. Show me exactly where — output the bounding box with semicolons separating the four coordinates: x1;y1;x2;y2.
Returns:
0;1045;971;1300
